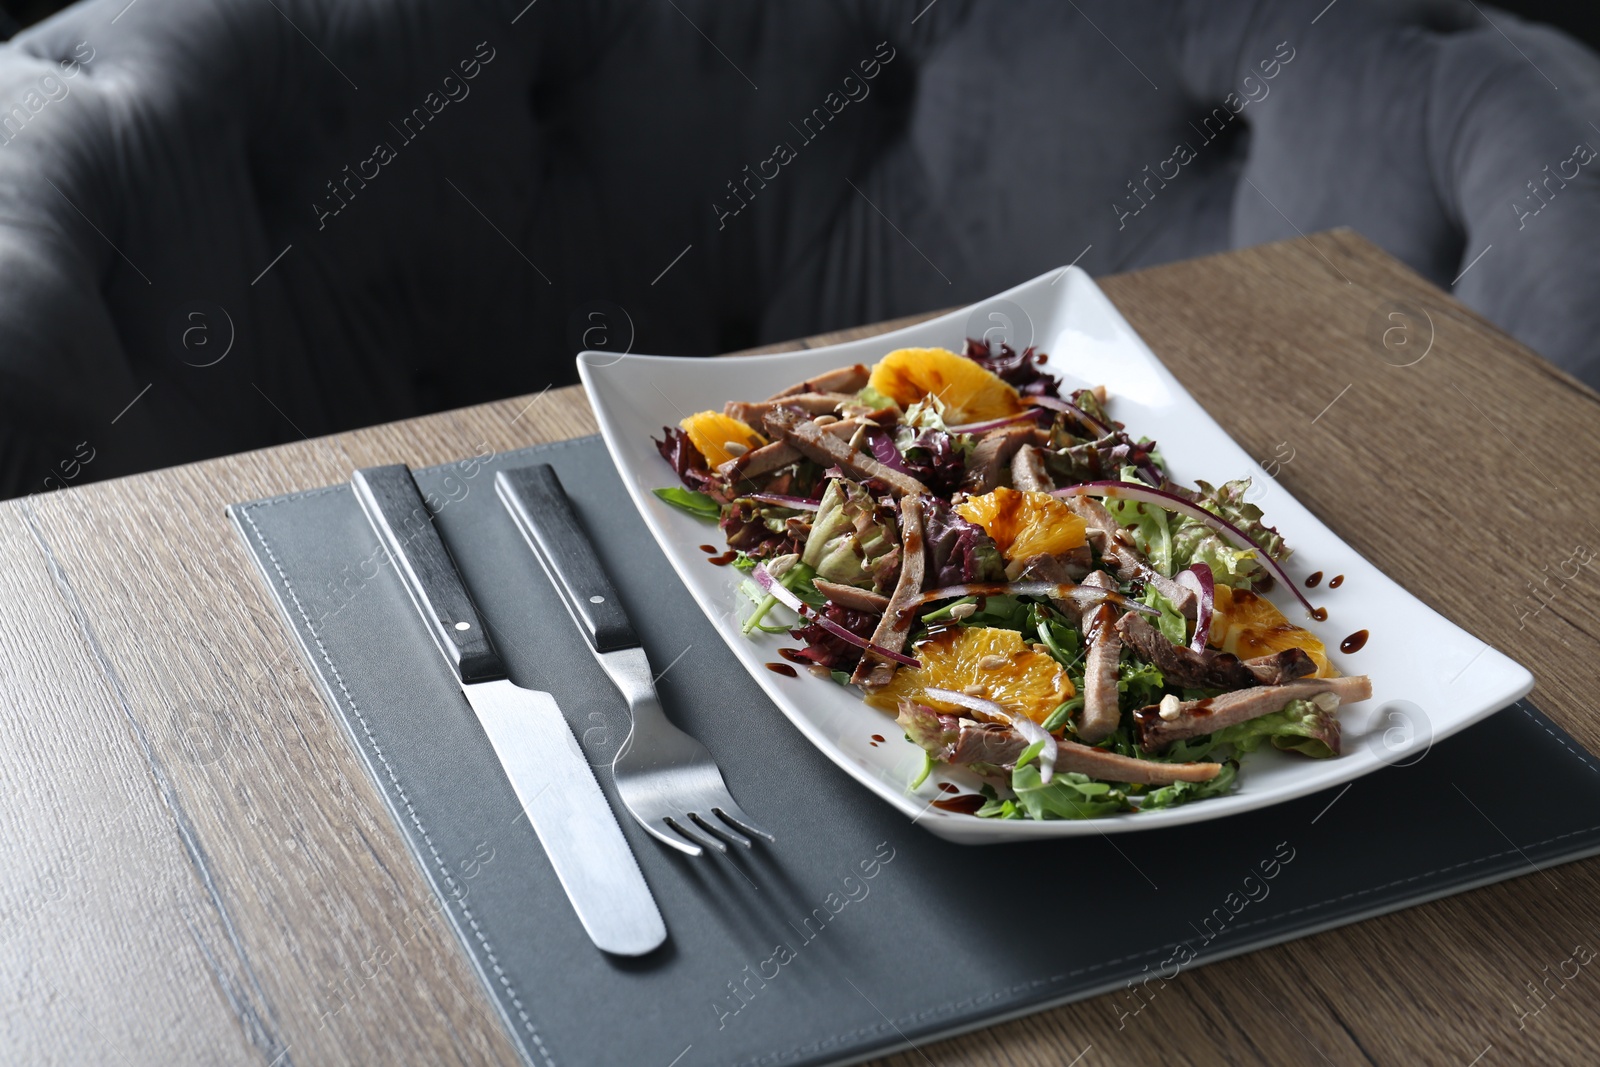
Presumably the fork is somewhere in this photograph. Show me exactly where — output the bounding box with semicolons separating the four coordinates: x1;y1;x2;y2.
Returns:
495;465;774;856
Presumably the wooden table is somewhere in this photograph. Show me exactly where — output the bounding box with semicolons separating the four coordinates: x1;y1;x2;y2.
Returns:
5;231;1598;1066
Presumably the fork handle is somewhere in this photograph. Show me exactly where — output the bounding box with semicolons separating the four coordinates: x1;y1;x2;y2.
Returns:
495;465;642;654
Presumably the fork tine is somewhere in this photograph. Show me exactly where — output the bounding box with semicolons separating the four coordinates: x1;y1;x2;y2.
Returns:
639;817;703;857
665;816;727;854
711;802;775;843
691;811;752;850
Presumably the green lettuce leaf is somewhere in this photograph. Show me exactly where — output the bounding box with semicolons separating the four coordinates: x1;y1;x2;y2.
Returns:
1105;486;1174;574
1165;478;1291;590
1170;526;1263;590
1103;472;1290;591
1208;697;1341;758
1191;479;1288;562
854;384;900;412
1140;586;1189;648
800;477;901;591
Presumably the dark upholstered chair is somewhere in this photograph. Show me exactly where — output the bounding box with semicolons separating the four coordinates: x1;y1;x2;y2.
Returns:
1;0;1596;497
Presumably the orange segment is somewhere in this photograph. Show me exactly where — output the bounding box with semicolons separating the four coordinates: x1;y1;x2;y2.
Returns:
865;626;1074;724
679;410;767;468
955;488;1087;561
867;347;1020;425
1211;586;1335;677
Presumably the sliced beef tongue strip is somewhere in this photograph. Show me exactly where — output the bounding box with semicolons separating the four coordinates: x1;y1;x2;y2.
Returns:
1061;494;1197;617
960;426;1052;494
1055;740;1221;784
765;407;928;497
765;363;870;400
1242;648;1318;685
1010;443;1054;492
1115;612;1258;690
852;495;927;688
717;439;802;482
715;417;873;482
725;393;854;425
949;720;1031;769
812;579;890;613
922;710;1223;785
1134;675;1373;751
1014;547;1091;585
1076;570;1124;743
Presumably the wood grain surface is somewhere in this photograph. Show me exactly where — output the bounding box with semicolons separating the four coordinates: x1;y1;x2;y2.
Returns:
2;231;1597;1067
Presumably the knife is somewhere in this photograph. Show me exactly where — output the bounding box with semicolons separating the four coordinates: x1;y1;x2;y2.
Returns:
351;464;666;957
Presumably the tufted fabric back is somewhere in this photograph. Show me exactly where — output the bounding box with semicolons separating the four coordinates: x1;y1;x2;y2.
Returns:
1;0;1596;496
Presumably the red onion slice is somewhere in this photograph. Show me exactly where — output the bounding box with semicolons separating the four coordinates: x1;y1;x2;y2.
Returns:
923;687;1058;783
752;564;921;668
944;410;1047;434
910;581;1161;618
747;492;821;510
1048;481;1315;616
1023;395;1113;437
1175;563;1215;653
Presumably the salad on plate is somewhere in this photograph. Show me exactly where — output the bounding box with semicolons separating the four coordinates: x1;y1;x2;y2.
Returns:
651;341;1369;820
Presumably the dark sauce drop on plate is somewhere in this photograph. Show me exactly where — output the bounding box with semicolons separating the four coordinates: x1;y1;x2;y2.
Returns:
1329;574;1345;589
1340;629;1369;653
871;734;886;743
777;647;807;664
932;794;986;815
708;550;739;566
937;782;960;794
699;544;718;554
764;662;798;677
1306;571;1323;588
1311;607;1328;622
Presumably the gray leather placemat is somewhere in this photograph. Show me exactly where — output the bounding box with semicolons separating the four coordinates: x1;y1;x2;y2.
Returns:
229;436;1600;1067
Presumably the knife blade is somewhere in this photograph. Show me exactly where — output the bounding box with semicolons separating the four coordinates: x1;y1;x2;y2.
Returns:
351;464;666;957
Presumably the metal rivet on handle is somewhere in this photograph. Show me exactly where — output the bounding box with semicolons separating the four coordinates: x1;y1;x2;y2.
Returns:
589;595;605;604
455;621;471;631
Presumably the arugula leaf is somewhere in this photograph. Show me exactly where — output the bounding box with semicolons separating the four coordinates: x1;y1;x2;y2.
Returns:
653;486;721;521
775;559;826;607
1140;760;1239;810
1041;696;1084;734
962;594;1032;631
1032;607;1083;668
975;787;1021;819
1006;765;1132;820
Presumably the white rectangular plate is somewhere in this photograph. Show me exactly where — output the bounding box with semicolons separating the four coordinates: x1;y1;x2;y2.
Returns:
579;266;1534;843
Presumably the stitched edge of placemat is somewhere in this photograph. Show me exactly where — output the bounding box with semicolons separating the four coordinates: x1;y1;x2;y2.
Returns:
737;810;1600;1067
229;436;1600;1067
226;435;598;1067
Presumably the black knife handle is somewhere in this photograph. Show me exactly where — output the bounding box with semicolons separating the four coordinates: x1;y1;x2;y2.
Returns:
495;465;641;654
352;464;507;684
